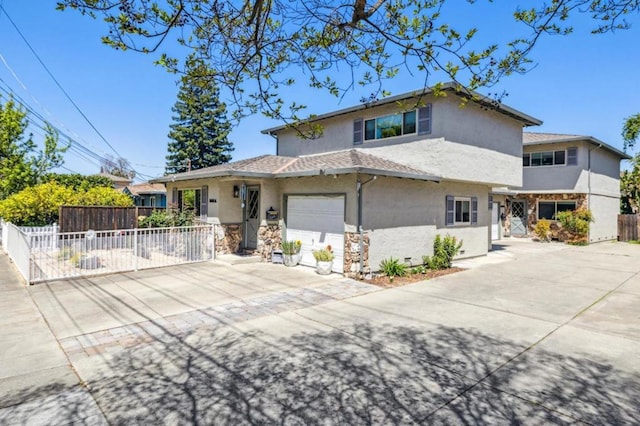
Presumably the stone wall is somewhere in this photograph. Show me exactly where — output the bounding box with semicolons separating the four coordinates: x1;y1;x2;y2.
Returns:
215;223;242;254
257;225;282;262
513;193;588;241
344;232;370;278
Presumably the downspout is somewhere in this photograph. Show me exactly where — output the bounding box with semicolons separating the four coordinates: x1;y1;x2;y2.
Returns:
587;144;603;243
357;175;377;278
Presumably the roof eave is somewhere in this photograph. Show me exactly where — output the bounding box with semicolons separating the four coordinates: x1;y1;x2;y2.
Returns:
524;136;631;159
262;82;542;134
151;170;274;183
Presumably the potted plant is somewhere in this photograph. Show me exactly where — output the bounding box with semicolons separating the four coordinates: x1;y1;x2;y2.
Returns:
281;240;302;267
312;245;335;275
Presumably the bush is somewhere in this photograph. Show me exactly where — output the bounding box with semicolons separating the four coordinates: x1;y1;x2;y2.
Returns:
43;173;113;191
556;208;593;243
312;245;334;262
379;257;407;281
138;209;195;228
533;219;552;242
0;181;134;226
411;265;427;275
423;234;463;270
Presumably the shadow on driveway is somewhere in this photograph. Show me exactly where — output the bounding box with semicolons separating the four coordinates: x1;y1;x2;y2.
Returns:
4;319;638;424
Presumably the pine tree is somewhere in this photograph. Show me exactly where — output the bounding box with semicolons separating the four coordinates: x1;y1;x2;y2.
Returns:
165;56;233;174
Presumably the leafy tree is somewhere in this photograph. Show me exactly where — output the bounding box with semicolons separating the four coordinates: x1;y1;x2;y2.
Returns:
100;154;135;179
620;114;640;214
166;56;233;174
43;173;114;191
622;113;640;151
0;98;67;199
621;155;640;214
0;181;133;226
57;0;640;125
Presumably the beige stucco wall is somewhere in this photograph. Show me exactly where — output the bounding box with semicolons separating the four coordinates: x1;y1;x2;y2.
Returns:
168;174;492;271
363;177;491;270
521;141;622;197
588;194;620;242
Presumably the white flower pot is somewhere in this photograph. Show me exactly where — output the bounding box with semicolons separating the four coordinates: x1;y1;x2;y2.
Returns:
283;253;301;267
316;260;333;275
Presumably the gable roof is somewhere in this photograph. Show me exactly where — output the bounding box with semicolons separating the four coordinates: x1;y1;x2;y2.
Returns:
96;172;132;184
262;82;542;135
523;132;631;159
126;183;166;196
151;150;440;183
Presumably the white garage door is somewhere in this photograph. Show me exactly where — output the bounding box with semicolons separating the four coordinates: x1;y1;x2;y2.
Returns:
286;195;345;273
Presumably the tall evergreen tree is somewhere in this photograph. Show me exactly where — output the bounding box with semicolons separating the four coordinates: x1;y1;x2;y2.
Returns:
165;56;233;174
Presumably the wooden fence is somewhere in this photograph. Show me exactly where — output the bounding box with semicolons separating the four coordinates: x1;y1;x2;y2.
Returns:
59;206;161;233
618;214;640;242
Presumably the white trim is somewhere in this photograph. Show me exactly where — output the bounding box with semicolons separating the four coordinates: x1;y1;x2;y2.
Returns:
454;196;472;225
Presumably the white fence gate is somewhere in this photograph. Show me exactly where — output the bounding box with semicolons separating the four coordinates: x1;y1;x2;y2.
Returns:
1;221;216;284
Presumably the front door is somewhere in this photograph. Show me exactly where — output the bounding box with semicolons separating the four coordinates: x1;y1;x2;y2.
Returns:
244;186;260;249
510;200;527;236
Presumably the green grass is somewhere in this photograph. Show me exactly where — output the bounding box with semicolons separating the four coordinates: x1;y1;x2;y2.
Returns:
627;240;640;244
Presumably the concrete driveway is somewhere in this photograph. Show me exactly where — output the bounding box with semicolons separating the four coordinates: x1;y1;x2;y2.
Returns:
1;239;639;424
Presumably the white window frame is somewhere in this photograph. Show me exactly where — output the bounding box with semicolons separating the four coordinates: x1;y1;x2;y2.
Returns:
454;197;472;225
523;149;567;167
537;200;577;221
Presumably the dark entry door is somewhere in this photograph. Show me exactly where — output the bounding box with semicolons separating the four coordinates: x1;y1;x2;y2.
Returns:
511;200;527;236
244;186;260;249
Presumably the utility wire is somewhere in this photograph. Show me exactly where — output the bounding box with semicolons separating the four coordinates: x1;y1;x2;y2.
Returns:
0;4;123;159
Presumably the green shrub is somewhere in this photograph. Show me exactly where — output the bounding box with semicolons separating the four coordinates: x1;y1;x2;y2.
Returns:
556;208;593;243
423;234;463;270
138;209;195;228
533;219;552;242
411;265;427;275
379;257;407;281
0;181;133;226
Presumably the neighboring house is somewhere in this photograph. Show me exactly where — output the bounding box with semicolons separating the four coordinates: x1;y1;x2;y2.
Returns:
97;172;132;190
123;183;167;207
153;83;542;276
495;132;630;243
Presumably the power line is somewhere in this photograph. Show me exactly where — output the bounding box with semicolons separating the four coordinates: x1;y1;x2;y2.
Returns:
0;4;123;159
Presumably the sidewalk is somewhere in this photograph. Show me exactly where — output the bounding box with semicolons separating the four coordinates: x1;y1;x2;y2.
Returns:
0;253;106;425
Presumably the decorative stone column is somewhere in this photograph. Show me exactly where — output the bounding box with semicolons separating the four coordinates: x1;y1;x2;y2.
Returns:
257;224;282;262
344;232;370;278
214;224;242;255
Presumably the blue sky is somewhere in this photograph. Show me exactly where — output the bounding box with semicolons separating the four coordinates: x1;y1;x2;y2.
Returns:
0;1;638;181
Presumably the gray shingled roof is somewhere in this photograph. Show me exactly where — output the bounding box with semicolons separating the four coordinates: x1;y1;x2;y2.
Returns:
523;132;631;159
152;150;440;183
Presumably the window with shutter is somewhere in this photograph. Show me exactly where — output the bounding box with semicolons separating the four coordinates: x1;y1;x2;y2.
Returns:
353;119;363;145
567;147;578;165
488;195;493;210
446;195;454;226
418;104;432;135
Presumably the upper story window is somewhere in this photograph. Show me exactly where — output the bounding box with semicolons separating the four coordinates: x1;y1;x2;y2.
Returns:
364;111;416;140
353;105;431;145
523;147;578;167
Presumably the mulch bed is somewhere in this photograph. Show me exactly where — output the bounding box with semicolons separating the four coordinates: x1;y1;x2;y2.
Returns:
363;267;465;288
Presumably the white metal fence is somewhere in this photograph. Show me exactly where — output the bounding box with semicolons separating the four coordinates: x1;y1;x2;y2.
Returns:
1;221;215;284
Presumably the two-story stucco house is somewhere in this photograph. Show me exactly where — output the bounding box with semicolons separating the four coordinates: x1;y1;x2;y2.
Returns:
153;83;541;276
496;132;630;243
